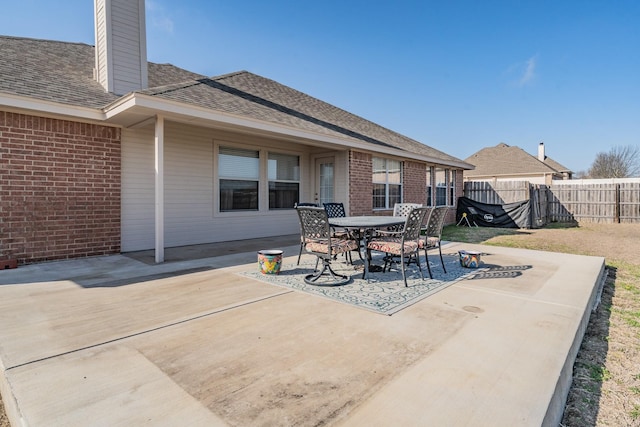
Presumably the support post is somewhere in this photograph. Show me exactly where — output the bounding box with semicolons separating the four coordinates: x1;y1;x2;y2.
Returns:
155;115;165;263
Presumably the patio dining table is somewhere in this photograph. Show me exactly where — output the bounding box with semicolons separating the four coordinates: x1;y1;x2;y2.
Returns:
328;216;406;279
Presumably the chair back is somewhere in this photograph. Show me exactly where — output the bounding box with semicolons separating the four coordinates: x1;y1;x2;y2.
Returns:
402;207;430;243
393;203;422;217
323;202;346;218
294;202;318;208
424;206;448;239
296;206;331;242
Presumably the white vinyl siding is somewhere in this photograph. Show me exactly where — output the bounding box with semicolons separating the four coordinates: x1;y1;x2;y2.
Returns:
121;123;307;251
121;127;155;250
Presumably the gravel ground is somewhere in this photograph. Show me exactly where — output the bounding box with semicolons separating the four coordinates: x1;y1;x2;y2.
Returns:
1;222;638;426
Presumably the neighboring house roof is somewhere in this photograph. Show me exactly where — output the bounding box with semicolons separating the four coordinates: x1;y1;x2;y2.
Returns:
464;143;571;178
542;156;571;173
0;35;471;169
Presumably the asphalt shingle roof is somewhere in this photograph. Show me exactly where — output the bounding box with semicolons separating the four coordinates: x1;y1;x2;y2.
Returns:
0;36;205;109
0;35;466;165
542;156;571;173
464;143;571;177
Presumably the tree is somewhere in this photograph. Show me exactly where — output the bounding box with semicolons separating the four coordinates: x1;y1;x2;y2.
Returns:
587;145;640;178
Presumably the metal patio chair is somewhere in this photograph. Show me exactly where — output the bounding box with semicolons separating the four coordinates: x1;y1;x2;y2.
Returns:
323;202;357;264
419;206;449;279
295;202;318;265
388;203;422;232
296;206;358;286
323;202;346;219
366;207;430;287
392;202;422;217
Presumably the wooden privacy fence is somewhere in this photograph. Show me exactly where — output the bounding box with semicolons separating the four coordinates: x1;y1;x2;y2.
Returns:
463;180;640;226
548;182;640;224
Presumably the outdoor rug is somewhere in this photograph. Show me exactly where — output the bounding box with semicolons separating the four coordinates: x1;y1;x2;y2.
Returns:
240;253;483;315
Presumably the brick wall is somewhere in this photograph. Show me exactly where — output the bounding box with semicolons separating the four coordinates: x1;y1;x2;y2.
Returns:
348;151;372;216
0;111;121;265
403;160;427;205
348;152;464;221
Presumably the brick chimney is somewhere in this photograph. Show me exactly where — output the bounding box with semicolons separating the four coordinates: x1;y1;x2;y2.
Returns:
538;142;546;161
94;0;148;95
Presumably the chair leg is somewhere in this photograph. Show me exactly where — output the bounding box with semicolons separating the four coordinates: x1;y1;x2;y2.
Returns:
297;242;304;265
382;253;392;273
414;253;424;281
343;249;354;265
400;251;408;287
354;230;364;261
304;257;351;286
424;248;433;279
438;245;447;273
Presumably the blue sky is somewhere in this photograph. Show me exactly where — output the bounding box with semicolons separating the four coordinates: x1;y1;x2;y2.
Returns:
2;1;639;173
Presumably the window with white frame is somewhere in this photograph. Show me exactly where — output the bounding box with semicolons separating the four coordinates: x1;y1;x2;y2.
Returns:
426;166;433;207
218;146;300;212
435;168;448;206
268;152;300;210
219;147;259;211
449;170;456;206
372;157;402;209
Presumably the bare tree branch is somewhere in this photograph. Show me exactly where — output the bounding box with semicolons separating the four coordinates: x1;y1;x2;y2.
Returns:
587;145;640;178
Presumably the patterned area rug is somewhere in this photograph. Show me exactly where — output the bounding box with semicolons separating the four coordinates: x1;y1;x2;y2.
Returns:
240;253;483;315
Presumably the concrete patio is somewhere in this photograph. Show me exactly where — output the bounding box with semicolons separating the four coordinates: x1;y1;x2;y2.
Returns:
0;237;605;426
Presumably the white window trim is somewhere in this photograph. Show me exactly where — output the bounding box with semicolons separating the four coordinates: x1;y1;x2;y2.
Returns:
214;140;304;216
372;157;403;210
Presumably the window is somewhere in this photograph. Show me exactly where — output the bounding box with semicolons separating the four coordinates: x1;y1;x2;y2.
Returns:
372;157;402;209
435;168;448;206
219;147;259;211
318;161;335;205
449;170;456;206
426;166;433;207
268;152;300;210
218;146;300;212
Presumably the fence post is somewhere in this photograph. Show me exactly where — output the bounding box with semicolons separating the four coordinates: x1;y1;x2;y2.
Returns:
615;183;620;223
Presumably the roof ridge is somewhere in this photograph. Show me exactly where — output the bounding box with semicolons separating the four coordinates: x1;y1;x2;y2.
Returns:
211;70;250;80
212;71;447;153
216;70;468;161
0;34;92;47
142;80;203;95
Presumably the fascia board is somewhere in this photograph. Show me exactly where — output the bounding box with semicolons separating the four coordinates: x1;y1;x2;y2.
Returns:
105;93;474;169
0;93;106;122
466;172;546;179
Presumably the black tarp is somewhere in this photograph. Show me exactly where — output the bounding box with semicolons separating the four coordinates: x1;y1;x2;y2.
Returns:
456;197;532;229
